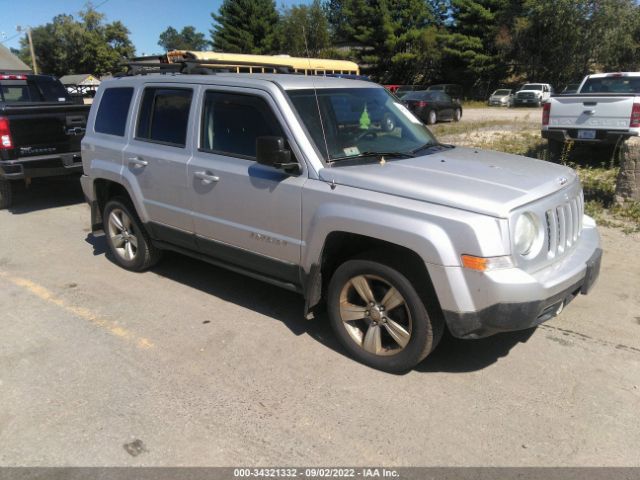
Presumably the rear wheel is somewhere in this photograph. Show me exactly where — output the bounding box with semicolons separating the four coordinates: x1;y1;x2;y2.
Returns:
453;108;462;122
426;110;437;125
103;197;161;271
327;258;442;372
0;179;12;209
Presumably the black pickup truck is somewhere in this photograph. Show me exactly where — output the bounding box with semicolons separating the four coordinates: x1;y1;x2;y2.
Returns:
0;73;90;208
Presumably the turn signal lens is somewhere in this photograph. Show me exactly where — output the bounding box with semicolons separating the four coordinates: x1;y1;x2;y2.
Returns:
461;255;513;272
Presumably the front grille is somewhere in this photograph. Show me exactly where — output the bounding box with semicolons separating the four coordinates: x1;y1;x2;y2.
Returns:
545;191;584;258
517;92;535;99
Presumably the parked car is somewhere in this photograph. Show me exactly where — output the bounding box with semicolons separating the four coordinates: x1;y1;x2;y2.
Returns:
542;72;640;154
383;84;427;95
402;90;462;124
561;83;580;94
488;89;513;107
513;83;553;107
82;72;601;372
0;73;90;208
427;84;463;102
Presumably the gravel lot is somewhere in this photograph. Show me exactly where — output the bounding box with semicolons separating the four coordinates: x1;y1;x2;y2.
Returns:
1;176;639;467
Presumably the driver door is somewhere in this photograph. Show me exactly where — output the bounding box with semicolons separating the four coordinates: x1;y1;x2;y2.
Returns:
186;89;306;285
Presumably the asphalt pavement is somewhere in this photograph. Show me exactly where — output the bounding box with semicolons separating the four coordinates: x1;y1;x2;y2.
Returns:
0;176;639;466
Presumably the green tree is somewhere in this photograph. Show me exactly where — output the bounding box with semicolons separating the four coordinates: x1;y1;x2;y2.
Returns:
591;0;640;72
511;0;595;87
325;0;440;83
18;5;134;77
211;0;279;54
277;0;331;57
158;26;209;51
437;0;515;96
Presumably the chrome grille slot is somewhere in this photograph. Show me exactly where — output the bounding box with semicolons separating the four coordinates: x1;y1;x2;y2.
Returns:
545;191;584;258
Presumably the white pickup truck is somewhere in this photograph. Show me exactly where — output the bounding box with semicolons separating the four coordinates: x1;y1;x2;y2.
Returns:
542;72;640;153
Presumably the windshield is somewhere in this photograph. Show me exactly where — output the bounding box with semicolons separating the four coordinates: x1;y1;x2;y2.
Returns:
493;89;511;95
581;76;640;94
287;87;438;163
521;84;543;91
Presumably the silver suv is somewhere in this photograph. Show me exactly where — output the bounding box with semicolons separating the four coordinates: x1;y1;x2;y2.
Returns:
81;73;602;372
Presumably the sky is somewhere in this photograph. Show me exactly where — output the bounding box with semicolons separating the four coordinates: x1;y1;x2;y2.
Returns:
0;0;309;56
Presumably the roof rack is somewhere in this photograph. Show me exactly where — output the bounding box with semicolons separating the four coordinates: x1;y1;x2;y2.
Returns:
118;59;296;77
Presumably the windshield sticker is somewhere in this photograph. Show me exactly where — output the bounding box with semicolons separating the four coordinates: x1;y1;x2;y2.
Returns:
343;146;360;156
395;103;422;124
359;105;371;130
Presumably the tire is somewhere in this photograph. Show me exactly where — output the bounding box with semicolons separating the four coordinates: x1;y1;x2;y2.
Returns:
382;113;395;132
0;179;12;210
453;108;462;122
327;257;442;373
103;196;161;271
426;110;437;125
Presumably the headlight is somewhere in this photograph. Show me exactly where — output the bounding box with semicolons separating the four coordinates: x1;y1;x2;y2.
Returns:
514;212;540;256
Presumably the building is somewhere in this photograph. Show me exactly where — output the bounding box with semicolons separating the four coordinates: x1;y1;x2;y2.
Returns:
0;43;31;74
59;74;101;97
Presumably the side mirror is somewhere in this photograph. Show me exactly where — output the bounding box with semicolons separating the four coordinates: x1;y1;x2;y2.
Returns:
256;136;299;174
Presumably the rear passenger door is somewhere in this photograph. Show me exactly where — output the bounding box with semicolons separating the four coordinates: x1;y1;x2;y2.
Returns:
122;86;196;245
187;89;305;285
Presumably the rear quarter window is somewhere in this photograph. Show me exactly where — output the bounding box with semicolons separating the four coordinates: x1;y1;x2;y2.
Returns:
95;88;134;136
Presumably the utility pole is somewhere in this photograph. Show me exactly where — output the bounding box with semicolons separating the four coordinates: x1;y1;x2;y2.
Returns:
16;25;38;74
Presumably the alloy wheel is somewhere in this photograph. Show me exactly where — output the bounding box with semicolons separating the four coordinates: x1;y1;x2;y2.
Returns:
338;274;412;356
107;208;139;261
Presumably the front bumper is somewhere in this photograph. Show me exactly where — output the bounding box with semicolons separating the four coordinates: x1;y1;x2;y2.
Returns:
0;153;83;180
432;222;601;338
513;98;541;106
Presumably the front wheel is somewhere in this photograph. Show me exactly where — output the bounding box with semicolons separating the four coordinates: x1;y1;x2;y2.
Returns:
103;197;161;271
327;258;442;372
453;108;462;122
0;179;12;209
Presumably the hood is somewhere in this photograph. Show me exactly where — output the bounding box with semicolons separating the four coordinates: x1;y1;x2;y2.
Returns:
319;147;578;218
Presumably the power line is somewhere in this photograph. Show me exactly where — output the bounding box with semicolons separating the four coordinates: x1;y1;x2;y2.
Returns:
1;31;22;46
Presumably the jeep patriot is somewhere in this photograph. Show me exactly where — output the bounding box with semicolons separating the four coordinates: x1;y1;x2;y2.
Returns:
81;73;602;372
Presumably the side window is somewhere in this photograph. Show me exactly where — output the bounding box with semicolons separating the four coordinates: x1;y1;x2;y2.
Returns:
200;92;285;159
136;87;192;147
95;88;134;136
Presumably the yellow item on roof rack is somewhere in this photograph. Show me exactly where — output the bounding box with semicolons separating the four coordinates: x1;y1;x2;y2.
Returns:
165;50;360;76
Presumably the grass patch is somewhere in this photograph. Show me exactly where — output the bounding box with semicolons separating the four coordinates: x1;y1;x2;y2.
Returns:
462;100;490;109
432;119;533;138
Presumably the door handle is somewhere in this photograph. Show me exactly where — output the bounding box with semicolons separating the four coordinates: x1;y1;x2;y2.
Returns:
194;171;220;184
127;156;148;167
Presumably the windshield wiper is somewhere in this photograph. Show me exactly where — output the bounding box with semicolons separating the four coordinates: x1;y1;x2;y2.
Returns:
410;142;454;155
330;151;414;163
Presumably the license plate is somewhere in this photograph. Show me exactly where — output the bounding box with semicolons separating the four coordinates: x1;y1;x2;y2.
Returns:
577;129;596;139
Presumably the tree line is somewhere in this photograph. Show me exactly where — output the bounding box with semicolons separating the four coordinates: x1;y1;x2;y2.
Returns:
11;0;640;97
